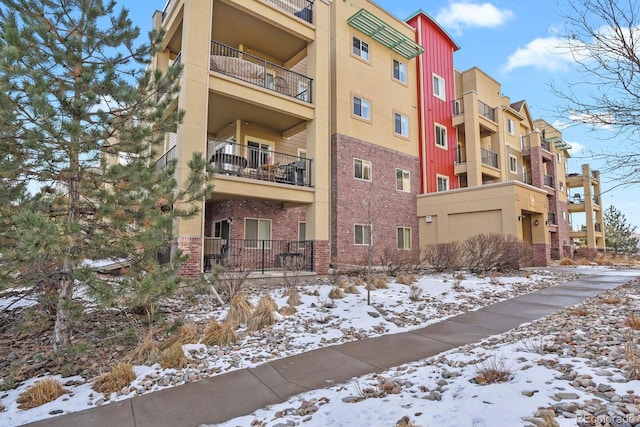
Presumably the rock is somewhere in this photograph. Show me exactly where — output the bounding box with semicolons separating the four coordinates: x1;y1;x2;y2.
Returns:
522;390;538;397
556;392;580;400
597;383;614;393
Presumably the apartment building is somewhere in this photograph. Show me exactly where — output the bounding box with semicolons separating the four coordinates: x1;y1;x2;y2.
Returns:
567;164;605;256
415;66;574;265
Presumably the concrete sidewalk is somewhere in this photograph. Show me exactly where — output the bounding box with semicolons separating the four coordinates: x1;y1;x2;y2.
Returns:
26;268;640;427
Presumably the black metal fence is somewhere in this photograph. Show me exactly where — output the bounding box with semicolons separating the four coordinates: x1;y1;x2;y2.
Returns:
265;0;314;23
480;147;498;168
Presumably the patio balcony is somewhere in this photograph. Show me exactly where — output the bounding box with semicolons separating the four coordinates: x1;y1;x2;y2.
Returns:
481;147;498;168
264;0;314;23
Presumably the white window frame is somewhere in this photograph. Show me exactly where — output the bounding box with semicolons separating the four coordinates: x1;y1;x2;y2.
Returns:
352;36;369;61
298;221;306;250
435;123;447;148
397;227;411;250
507;119;515;135
509;154;518;173
394;112;409;137
353;96;371;120
354;224;372;246
433;73;445;100
437;174;449;192
393;59;407;83
396;168;410;192
354;158;372;181
244;218;272;249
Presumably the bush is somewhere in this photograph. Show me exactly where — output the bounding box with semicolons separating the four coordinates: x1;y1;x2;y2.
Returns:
225;292;254;327
159;322;200;351
474;356;513;384
158;343;188;369
93;363;136;395
247;296;278;331
421;242;463;272
379;245;418;276
201;320;237;346
462;233;529;274
17;378;67;409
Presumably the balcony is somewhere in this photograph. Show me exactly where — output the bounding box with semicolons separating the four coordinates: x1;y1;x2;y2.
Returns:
478;100;496;122
453;99;463;115
156;146;177;171
203;238;315;273
481;148;498;168
265;0;314;24
541;139;551;152
547;212;557;226
162;0;176;21
544;174;554;188
210;41;313;103
208;140;312;187
593;195;600;205
455;146;466;163
522;171;532;185
595;222;602;232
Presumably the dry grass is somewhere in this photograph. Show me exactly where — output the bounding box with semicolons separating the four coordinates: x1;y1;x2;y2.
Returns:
626;313;640;330
600;297;623;305
394;416;417;427
354;276;366;286
474;356;513;384
279;305;298;316
17;378;67;410
488;271;501;285
247;296;278;331
201;320;238;347
125;331;160;365
625;330;640;380
372;275;388;289
396;274;413;285
568;307;589;317
409;285;423;302
225;292;254;327
538;411;560;427
286;288;302;306
158;342;188;369
159;322;200;351
328;286;345;299
342;283;361;294
559;257;576;266
92;363;136;395
0;400;4;412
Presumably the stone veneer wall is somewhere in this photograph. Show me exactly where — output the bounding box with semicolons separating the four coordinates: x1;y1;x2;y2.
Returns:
331;134;420;266
532;243;550;267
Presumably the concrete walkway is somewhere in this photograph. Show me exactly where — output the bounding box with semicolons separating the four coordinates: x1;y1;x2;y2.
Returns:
26;268;640;427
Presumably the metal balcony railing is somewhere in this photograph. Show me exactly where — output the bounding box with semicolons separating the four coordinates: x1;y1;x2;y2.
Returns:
455;146;466;163
595;222;602;232
264;0;314;23
544;174;554;188
547;212;557;225
162;0;176;21
453;99;463;115
478;100;496;122
541;139;551;152
593;195;600;205
481;147;498;168
155;146;177;171
208;139;313;187
203;238;315;273
210;40;313;103
522;171;532;184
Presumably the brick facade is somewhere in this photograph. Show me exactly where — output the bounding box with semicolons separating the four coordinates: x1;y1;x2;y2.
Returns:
331;134;420;266
532;243;550;267
176;236;203;278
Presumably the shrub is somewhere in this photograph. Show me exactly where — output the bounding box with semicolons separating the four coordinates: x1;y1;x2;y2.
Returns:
17;378;67;410
474;356;513;384
421;242;462;272
626;330;640;380
201;320;237;347
379;245;418;276
225;292;254;327
343;283;361;294
408;285;422;302
396;274;413;285
247;296;278;331
626;313;640;330
93;363;136;395
217;264;251;301
279;305;298;316
125;331;160;365
159;322;200;351
328;286;345;299
569;307;589;317
372;275;388;289
286;288;302;306
158;343;188;369
559;257;576;266
462;233;529;273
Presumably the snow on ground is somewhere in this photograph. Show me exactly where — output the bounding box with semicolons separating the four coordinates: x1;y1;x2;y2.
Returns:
0;268;595;426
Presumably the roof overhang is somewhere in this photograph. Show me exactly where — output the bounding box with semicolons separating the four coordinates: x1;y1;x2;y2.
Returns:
348;9;424;59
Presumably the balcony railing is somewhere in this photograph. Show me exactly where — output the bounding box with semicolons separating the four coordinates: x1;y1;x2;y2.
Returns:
264;0;314;24
593;195;600;205
162;0;176;21
203;238;315;273
595;222;602;232
547;212;557;226
522;171;532;184
541;139;551;152
455;146;466;163
478;100;496;122
156;146;177;171
208;139;313;187
544;174;554;188
453;99;463;115
481;147;498;168
210;40;313;103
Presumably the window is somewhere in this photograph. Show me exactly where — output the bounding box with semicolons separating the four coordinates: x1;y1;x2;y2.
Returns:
509;155;517;173
354;224;372;245
559;181;565;191
507;119;515;135
562;211;566;220
557;153;563;162
247;141;272;169
354;158;372;181
352;37;369;61
435;124;447;148
397;227;411;250
437;175;449;192
353;96;371;120
298;221;306;249
396;169;410;192
520;134;525;148
213;220;230;239
433;74;445;100
394;113;409;137
245;219;271;248
393;59;407;83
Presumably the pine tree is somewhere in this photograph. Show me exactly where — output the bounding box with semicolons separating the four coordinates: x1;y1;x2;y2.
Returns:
604;206;639;255
0;0;211;352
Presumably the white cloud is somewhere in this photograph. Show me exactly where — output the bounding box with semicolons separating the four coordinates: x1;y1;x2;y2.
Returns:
503;37;575;72
566;141;585;157
435;2;513;34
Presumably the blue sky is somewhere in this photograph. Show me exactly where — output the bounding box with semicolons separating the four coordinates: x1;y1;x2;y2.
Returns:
126;0;638;229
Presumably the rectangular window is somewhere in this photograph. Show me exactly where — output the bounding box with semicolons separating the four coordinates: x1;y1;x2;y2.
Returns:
507;119;515;135
353;96;371;120
393;59;407;83
435;124;447;148
557;153;563;162
247;141;272;169
437;175;449;192
509;155;517;173
354;158;372;181
354;224;372;245
213;220;230;239
394;113;409;137
396;169;410;192
245;218;271;248
433;74;445;100
559;181;565;191
352;37;369;61
397;227;411;250
298;221;306;249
